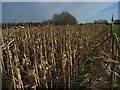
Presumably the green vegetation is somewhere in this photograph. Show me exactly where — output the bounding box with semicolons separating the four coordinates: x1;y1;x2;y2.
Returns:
72;47;100;88
113;25;120;38
113;25;120;88
107;24;120;88
108;25;120;38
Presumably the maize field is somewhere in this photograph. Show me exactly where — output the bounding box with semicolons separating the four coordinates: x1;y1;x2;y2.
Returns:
1;23;120;89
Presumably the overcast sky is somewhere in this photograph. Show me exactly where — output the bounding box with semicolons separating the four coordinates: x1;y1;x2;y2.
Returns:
2;2;119;23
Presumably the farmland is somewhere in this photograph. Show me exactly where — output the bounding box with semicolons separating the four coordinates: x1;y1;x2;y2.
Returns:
1;23;120;89
112;25;120;38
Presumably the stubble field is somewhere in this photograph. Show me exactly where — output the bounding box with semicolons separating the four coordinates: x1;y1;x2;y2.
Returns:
1;24;120;89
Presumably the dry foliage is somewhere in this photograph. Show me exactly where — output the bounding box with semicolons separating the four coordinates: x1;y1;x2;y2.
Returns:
1;24;120;89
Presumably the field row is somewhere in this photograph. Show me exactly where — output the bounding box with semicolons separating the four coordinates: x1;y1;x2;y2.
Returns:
2;24;109;89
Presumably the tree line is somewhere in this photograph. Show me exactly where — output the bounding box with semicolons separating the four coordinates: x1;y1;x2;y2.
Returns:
93;19;120;25
2;11;120;29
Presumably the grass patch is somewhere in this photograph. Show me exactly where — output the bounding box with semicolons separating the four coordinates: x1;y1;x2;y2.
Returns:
72;47;100;88
107;25;120;38
113;25;120;38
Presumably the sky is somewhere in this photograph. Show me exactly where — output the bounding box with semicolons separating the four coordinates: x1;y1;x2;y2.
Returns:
2;2;119;23
1;0;120;2
0;2;1;23
118;2;120;19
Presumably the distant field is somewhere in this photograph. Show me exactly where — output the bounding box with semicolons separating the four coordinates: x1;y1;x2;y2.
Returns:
108;25;120;38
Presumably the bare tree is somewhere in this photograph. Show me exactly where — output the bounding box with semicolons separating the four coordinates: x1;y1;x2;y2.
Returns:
51;11;78;25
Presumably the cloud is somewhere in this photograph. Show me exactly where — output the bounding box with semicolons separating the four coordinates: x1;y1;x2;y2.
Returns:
0;2;2;23
2;2;118;23
118;2;120;19
2;0;120;2
47;2;116;23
